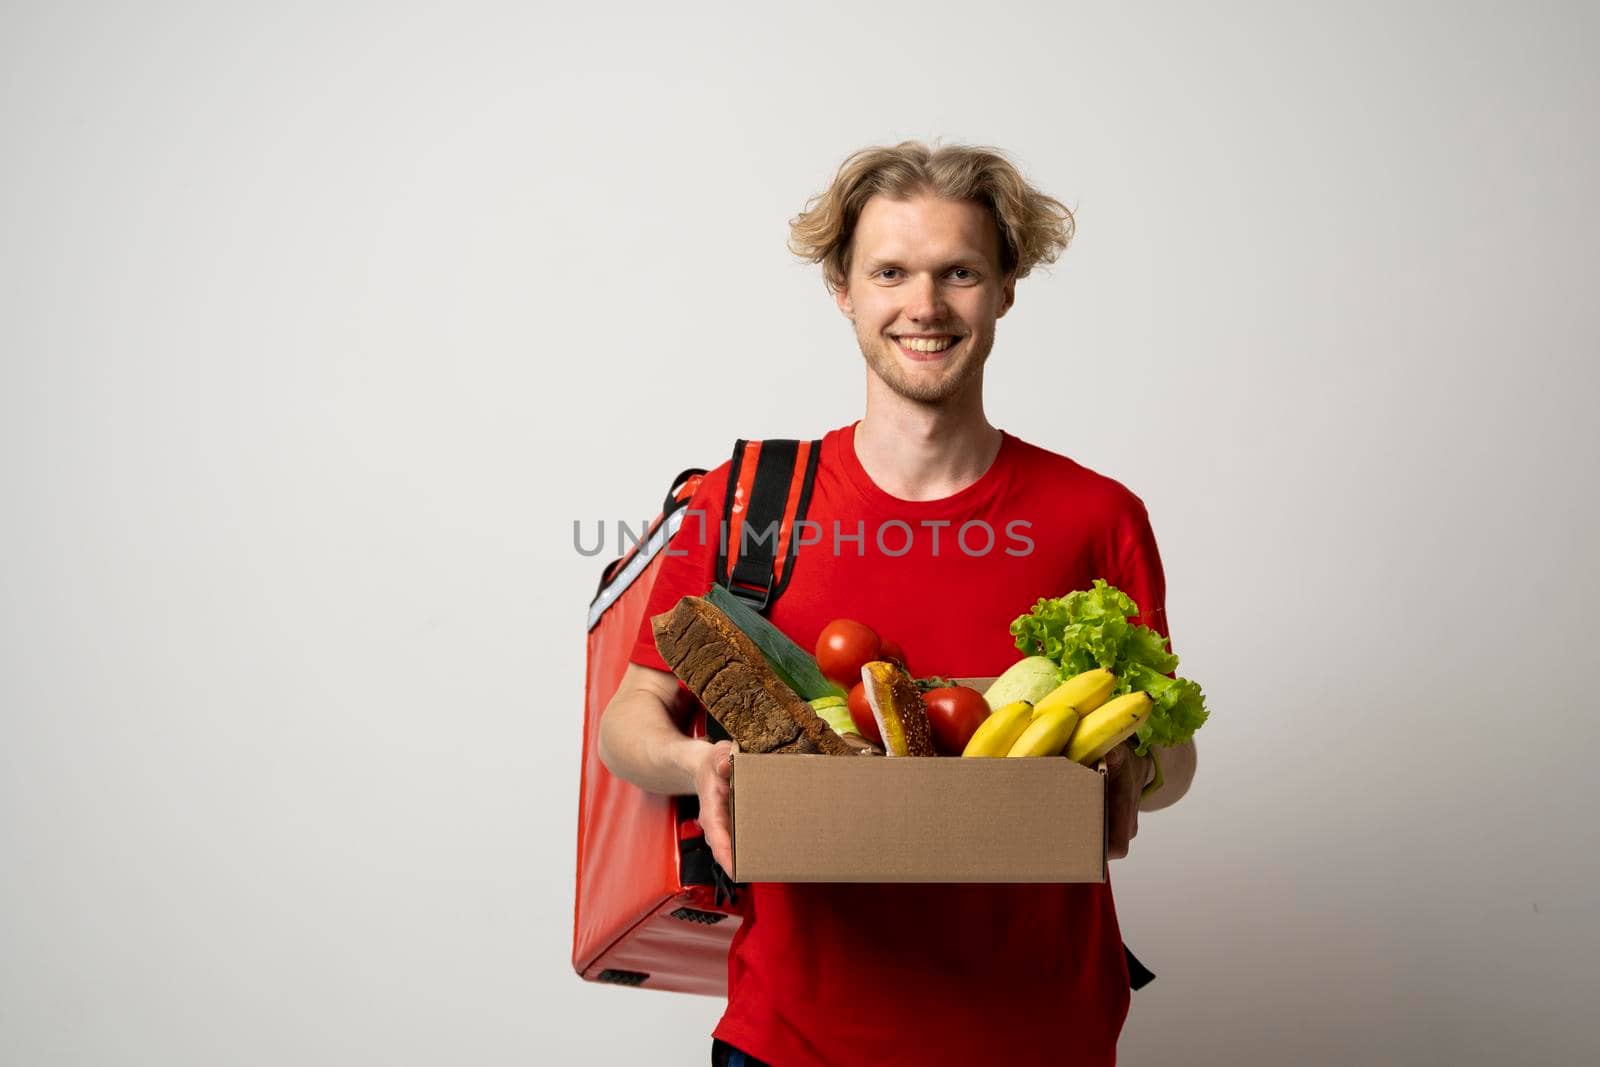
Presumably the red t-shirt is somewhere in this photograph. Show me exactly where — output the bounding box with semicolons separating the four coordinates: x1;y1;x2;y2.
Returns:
630;421;1169;1067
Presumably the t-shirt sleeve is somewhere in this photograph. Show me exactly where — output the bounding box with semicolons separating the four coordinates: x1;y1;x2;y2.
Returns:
627;461;731;673
1108;492;1170;645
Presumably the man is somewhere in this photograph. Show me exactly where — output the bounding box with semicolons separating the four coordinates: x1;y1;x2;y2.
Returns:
599;141;1198;1066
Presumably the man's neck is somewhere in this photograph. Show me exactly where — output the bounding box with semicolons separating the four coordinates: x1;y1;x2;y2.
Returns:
854;379;1002;502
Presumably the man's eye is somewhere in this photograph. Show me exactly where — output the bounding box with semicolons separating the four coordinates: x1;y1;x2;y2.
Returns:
875;267;976;281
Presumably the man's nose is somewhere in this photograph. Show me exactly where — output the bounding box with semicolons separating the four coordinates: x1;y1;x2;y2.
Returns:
905;274;949;321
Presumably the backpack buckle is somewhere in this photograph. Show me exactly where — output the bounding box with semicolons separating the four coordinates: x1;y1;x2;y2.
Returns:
724;559;777;613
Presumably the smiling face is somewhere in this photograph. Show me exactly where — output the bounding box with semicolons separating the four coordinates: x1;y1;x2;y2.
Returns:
835;191;1016;405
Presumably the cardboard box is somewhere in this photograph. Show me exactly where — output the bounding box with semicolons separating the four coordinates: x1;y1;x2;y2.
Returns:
728;679;1108;884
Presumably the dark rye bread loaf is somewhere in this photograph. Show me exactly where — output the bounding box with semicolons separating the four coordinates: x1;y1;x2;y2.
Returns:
651;595;855;756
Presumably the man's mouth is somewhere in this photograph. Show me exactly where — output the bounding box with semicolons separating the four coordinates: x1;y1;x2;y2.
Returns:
892;335;961;361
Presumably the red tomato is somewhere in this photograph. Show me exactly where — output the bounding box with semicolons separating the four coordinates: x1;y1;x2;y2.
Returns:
922;686;991;756
847;680;882;746
878;636;908;672
815;619;882;687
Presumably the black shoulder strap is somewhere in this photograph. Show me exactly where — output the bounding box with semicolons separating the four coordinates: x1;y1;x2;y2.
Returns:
703;438;820;749
713;438;822;614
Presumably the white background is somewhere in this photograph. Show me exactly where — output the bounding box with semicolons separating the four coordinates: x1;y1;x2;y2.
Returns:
4;2;1598;1064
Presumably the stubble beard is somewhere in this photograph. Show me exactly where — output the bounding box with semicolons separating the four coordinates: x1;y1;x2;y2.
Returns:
858;328;993;405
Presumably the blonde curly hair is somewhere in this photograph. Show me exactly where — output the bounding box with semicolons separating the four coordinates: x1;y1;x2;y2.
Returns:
788;139;1075;294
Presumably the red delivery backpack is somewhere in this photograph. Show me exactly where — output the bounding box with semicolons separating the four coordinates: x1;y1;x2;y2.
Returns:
573;438;822;994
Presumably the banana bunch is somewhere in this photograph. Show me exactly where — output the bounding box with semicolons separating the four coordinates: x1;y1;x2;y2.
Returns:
963;669;1153;762
1061;691;1153;762
960;699;1036;756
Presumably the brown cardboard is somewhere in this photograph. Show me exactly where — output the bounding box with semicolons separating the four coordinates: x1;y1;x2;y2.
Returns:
729;752;1107;883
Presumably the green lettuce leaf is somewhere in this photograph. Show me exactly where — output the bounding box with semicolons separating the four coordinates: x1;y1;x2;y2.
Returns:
1124;664;1209;753
1010;579;1209;755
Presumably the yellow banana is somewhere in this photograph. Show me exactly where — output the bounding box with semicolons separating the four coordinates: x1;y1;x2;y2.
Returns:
1030;669;1116;721
1065;692;1153;764
1005;703;1081;757
962;700;1034;757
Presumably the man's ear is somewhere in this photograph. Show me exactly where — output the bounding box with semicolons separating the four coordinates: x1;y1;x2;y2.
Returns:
834;281;853;321
996;272;1017;319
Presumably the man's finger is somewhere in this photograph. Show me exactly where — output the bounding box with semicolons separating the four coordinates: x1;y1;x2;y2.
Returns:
1107;799;1129;858
706;825;733;873
700;776;733;871
1106;747;1138;860
1104;743;1126;773
705;742;737;870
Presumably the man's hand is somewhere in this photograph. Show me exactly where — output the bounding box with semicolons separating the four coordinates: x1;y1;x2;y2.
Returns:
1104;741;1154;860
693;739;737;872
